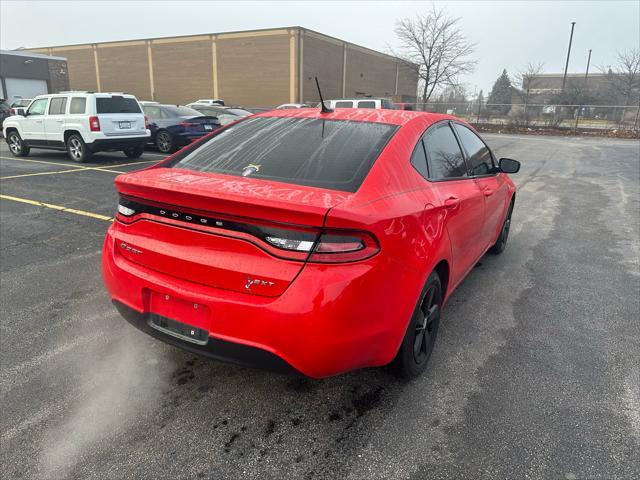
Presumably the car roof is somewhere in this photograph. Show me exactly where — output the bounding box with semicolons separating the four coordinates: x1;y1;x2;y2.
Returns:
254;107;456;127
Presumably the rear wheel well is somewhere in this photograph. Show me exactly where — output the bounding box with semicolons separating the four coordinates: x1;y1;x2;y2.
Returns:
64;130;82;143
434;260;450;300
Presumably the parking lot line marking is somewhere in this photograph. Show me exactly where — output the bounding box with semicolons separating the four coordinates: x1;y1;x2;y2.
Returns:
0;156;161;172
0;156;87;169
0;168;86;180
96;159;161;168
0;194;114;222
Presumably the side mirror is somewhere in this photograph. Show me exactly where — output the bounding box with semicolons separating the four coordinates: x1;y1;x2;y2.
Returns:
16;108;26;116
499;158;520;174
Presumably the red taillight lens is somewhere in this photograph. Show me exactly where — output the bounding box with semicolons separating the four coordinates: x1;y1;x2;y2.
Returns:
116;196;379;263
10;108;15;115
89;116;101;132
144;115;149;129
309;231;379;263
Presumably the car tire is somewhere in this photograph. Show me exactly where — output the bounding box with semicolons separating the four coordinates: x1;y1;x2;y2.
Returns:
66;134;92;163
123;145;144;159
391;271;442;379
155;131;174;154
489;200;514;255
7;131;30;157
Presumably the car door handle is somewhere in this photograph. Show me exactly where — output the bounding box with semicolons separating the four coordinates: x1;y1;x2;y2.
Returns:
55;119;64;123
482;186;494;197
35;120;43;124
444;197;460;209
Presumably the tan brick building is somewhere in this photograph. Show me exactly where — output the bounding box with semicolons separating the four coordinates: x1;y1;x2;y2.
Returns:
25;27;418;108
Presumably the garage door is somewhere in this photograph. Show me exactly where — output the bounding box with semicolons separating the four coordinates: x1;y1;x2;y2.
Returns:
4;78;48;102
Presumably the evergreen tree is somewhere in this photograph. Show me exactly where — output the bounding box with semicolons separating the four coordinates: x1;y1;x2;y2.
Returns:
488;69;512;114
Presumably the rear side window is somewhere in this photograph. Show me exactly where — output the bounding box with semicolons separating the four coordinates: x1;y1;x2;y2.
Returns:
48;97;67;115
453;124;494;176
95;96;141;114
69;97;86;114
357;101;376;109
168;117;398;192
410;140;429;179
334;101;353;108
424;123;467;179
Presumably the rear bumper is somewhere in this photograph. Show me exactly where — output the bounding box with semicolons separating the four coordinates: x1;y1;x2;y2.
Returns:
102;224;421;377
89;136;149;152
113;300;301;375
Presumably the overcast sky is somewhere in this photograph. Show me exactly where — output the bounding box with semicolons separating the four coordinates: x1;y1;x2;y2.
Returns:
1;0;638;95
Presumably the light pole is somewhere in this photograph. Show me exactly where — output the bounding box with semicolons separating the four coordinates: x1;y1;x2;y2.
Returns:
575;49;593;130
562;22;576;92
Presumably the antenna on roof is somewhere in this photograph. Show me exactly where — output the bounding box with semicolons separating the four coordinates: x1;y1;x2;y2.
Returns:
315;77;333;114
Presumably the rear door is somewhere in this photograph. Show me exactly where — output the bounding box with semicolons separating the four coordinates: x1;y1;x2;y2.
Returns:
452;122;509;248
421;122;486;285
43;96;68;146
95;95;146;136
21;97;48;142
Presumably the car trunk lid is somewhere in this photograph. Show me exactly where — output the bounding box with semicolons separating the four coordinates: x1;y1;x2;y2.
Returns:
113;168;353;296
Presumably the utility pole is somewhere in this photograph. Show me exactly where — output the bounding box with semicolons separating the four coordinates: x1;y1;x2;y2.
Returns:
562;21;576;92
575;48;593;131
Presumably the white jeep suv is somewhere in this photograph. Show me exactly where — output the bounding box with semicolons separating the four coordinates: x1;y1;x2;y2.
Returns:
3;92;150;162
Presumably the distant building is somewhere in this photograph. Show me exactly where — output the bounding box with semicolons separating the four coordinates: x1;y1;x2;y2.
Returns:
520;73;614;97
23;27;418;108
0;50;69;102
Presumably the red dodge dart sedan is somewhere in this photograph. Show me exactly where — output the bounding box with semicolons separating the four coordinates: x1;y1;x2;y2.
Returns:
102;108;519;378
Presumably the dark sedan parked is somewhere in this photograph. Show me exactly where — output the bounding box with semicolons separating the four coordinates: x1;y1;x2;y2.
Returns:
141;104;220;153
1;100;13;128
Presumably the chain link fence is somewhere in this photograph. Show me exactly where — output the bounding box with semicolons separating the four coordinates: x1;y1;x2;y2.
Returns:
399;102;640;132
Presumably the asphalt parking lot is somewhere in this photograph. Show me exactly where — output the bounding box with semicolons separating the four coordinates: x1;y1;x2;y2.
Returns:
1;134;639;480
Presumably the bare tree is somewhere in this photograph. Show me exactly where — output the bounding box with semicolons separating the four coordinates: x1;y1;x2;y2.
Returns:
512;62;545;126
608;49;640;124
393;7;476;104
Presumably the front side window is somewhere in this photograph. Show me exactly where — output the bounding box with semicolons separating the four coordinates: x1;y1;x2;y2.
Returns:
424;123;467;179
453;123;494;176
168;117;398;192
95;96;141;114
48;97;68;115
334;101;353;108
69;97;86;114
357;101;376;109
27;98;48;116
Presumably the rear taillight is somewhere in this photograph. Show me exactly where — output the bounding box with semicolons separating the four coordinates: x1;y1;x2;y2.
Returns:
144;115;149;129
115;196;380;263
263;228;378;262
89;116;101;132
309;231;379;263
10;108;15;115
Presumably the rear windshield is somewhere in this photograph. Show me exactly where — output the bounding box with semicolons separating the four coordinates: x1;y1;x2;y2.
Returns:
96;96;141;114
163;106;202;117
168;117;398;192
